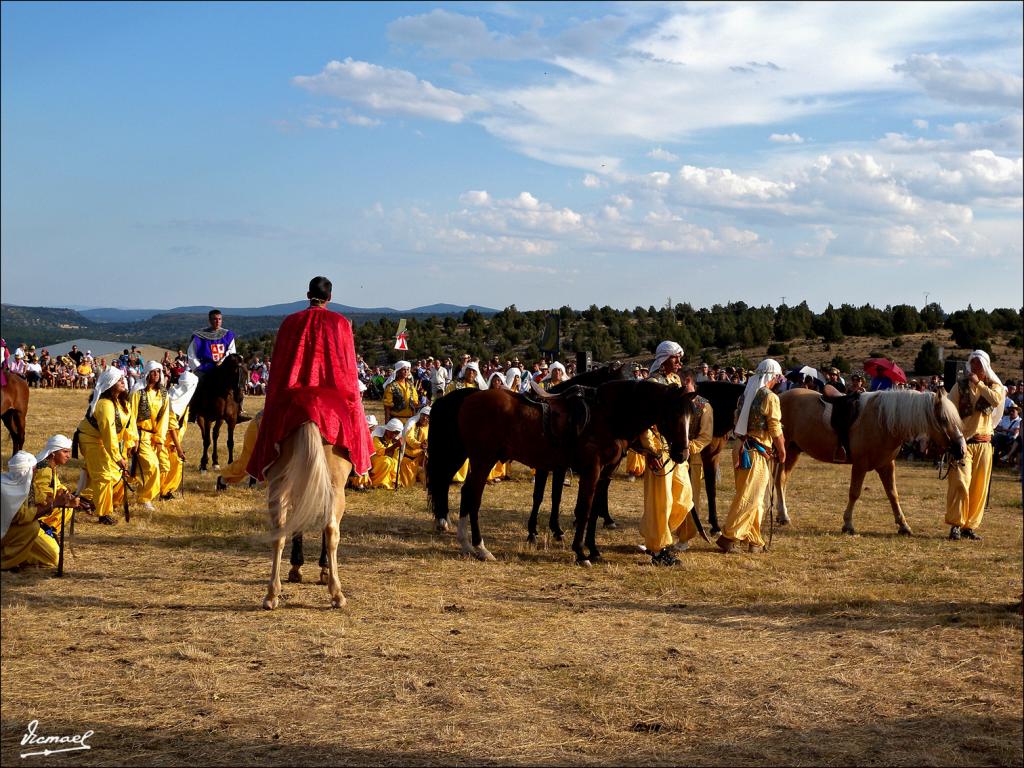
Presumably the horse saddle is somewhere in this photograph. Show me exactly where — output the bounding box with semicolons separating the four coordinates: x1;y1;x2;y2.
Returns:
819;392;861;458
523;385;596;445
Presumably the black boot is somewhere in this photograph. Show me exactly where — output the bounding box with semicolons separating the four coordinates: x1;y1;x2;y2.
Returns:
961;528;982;541
948;526;961;541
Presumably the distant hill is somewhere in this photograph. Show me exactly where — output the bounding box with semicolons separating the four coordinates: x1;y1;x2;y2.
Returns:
1;302;499;348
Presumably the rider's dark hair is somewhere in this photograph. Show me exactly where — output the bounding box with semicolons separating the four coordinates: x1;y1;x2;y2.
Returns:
208;309;222;320
308;276;332;302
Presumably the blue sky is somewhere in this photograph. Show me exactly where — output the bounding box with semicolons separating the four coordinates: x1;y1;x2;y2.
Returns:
2;1;1022;312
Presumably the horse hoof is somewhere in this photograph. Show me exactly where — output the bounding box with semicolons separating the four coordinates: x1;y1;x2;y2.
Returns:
287;566;302;583
262;597;278;611
588;553;604;564
898;526;913;537
436;518;451;533
200;468;208;474
330;594;346;609
552;533;564;543
710;527;722;536
474;547;496;562
527;534;538;545
776;517;789;526
213;464;221;471
319;567;330;585
576;559;592;568
842;526;856;535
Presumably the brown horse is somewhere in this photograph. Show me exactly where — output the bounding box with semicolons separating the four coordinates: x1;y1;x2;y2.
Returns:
1;372;29;459
427;379;697;565
775;388;966;535
189;354;246;471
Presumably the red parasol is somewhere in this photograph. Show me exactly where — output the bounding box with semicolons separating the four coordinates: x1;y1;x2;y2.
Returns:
863;357;907;385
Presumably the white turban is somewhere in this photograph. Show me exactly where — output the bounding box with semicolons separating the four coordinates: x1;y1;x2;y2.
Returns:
487;371;507;389
132;360;165;393
373;418;405;439
382;360;412;389
968;349;1005;427
504;367;523;390
168;371;199;417
365;414;378;429
401;405;431;441
735;358;783;436
541;362;567;383
2;451;37;538
651;341;684;375
36;434;73;464
461;362;487;389
88;367;126;417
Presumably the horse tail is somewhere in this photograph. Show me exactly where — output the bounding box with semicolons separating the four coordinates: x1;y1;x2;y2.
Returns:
268;422;334;539
425;392;471;520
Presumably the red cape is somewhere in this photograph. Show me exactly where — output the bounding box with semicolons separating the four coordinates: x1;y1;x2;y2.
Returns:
248;306;373;480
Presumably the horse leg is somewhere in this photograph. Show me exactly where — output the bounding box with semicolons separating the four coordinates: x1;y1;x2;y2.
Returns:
877;460;912;536
528;470;547;544
318;530;329;585
776;447;801;525
199;419;211;472
323;445;352;607
263;438;294;610
288;534;304;583
226;421;235;467
549;469;566;540
586;472;614;562
212;419;222;470
458;466;494;561
570;465;600;566
841;464;868;534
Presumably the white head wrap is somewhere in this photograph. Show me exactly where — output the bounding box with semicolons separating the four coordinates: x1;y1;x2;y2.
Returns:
88;367;126;416
401;405;431;441
734;358;783;436
487;371;507;389
2;451;37;538
365;414;378;429
461;362;487;389
651;341;684;375
36;434;73;465
968;349;1005;428
373;418;405;439
382;360;412;389
504;367;523;390
168;371;199;416
132;360;165;393
541;361;567;383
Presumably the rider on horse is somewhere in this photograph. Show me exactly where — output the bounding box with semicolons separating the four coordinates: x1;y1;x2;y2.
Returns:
187;309;244;410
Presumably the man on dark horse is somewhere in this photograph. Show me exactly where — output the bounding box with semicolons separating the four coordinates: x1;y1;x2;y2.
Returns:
187;309;245;413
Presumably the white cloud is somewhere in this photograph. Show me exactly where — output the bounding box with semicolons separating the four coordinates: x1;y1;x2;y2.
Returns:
345;113;381;127
913;119;930;130
582;173;604;188
293;58;487;123
894;53;1023;107
769;132;804;144
647;147;680;162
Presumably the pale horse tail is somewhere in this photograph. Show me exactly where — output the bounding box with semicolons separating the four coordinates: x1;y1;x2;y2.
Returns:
267;421;334;541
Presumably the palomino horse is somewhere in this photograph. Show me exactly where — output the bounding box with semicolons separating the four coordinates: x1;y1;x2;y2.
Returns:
427;380;697;565
775;388;966;535
1;372;29;460
526;362;634;543
263;422;353;610
190;353;247;471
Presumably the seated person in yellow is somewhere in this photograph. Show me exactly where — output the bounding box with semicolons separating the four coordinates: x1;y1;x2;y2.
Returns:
485;373;508;482
370;418;404;488
216;408;263;492
383;361;418;423
77;367;135;525
33;434;87;537
130;361;171;512
446;362;486;481
399;407;430;488
161;371;198;499
2;451;75;570
349;416;377;490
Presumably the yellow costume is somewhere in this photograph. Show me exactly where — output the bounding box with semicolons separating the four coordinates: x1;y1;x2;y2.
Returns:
685;396;714;516
399;423;429;488
370;435;399;488
161;406;189;496
32;465;71;534
487;461;507;482
1;499;59;570
721;388;782;549
626;449;646;477
77;398;135;519
219;410;262;485
945;377;1005;532
446;379;479;482
131;387;170;503
383;379;418;421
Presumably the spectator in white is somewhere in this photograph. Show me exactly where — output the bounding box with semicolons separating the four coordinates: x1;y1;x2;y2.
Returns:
24;357;43;388
994;403;1021;459
7;348;27;377
431;357;450;399
504;367;523;392
695;362;711;382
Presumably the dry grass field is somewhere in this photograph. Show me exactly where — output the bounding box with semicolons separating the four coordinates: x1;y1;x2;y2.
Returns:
2;388;1022;766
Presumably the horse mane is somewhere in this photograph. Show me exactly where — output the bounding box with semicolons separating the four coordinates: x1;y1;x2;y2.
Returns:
864;390;962;439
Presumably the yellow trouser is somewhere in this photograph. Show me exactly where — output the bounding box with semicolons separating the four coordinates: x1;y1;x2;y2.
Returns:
640;460;694;552
488;461;507;482
349;472;371;489
689;453;705;514
1;526;59;570
79;433;125;518
220;416;260;485
722;450;770;548
161;423;188;496
453;459;468;483
399;455;425;487
135;432;169;503
626;449;646;477
370;454;398;488
945;442;993;530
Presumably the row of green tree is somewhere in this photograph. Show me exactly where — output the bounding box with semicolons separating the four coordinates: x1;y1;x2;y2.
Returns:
232;302;1022;372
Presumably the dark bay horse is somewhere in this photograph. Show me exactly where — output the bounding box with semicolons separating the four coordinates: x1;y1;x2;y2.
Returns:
189;354;247;471
427;380;697;565
775;388;966;535
693;381;745;534
527;363;634;543
1;372;29;459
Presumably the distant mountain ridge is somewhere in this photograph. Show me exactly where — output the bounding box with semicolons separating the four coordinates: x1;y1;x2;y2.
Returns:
2;302;498;348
